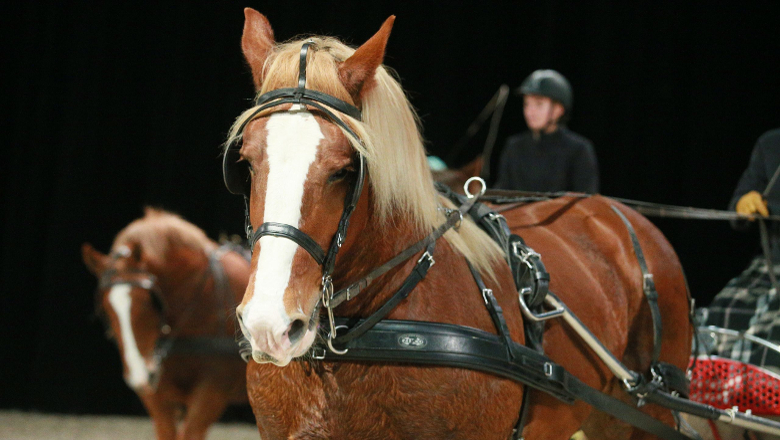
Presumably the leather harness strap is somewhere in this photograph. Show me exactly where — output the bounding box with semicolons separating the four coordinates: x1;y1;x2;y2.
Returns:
610;205;663;364
329;207;465;308
251;222;327;265
332;241;436;346
315;320;689;440
225;40;692;439
308;195;692;440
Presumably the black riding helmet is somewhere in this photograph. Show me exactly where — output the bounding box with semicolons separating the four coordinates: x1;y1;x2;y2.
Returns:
516;69;573;113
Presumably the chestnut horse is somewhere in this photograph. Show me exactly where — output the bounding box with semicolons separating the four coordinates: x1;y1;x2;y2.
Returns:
82;208;250;440
227;9;692;439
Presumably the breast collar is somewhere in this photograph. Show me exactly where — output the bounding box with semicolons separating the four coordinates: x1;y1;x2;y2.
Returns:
223;40;367;290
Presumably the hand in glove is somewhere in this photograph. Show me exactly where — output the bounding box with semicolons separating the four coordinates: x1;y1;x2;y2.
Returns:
736;190;769;219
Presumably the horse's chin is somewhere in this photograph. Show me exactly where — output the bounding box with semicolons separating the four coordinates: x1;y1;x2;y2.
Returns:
251;324;318;367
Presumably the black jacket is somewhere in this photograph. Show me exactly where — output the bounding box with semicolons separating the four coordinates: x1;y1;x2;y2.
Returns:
729;128;780;258
494;127;599;193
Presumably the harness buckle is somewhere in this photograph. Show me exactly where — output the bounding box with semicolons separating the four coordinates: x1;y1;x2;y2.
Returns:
321;276;334;307
512;241;541;268
454;210;463;231
487;212;506;223
417;251;435;268
643;273;655;292
482;288;493;305
311;346;326;360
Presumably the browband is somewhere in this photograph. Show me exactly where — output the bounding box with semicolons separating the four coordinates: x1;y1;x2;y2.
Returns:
234;41;362;137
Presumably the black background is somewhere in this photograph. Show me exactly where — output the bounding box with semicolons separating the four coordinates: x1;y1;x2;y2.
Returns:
3;1;780;416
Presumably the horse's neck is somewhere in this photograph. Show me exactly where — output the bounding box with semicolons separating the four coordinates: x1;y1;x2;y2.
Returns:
332;210;443;317
155;247;225;330
330;205;513;335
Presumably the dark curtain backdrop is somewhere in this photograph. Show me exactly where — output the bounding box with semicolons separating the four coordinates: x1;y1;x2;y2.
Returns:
3;1;780;414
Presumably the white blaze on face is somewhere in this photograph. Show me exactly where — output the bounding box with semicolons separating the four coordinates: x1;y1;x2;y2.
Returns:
108;284;149;389
244;110;323;351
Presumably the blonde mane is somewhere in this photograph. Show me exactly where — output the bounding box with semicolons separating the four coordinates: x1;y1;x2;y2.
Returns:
113;208;216;262
226;37;503;276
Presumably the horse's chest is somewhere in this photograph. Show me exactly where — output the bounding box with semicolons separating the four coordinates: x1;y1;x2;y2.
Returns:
248;362;521;439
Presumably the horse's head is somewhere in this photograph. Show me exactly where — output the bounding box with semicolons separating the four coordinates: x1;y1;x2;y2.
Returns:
227;9;397;366
82;242;164;392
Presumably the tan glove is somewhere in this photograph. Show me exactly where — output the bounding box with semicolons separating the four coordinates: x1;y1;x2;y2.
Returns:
736;190;769;219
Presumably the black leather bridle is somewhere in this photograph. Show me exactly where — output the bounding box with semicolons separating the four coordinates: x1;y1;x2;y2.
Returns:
96;247;238;372
223;41;374;352
223;40;366;279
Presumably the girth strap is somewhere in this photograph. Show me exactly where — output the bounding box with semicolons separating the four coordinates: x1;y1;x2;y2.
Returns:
251;222;326;265
611;205;663;364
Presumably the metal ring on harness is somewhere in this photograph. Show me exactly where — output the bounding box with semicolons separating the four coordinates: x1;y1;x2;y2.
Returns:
464;176;487;199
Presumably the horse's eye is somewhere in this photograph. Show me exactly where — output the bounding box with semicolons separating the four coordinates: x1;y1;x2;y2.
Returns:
328;167;354;183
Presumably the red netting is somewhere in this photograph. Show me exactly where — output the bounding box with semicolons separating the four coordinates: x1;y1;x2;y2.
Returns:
688;357;780;416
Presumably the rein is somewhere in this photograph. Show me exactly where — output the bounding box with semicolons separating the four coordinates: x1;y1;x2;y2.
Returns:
480;189;780;222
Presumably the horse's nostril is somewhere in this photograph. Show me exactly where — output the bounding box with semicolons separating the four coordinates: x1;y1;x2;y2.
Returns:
287;319;306;345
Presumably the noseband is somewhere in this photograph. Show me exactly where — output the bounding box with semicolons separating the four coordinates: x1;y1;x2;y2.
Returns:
223;40;367;297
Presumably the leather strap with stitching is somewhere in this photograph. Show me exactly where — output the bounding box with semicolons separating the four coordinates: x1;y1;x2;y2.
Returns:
313;319;691;440
332;241;437;346
329;196;478;308
610;205;663;364
251;222;326;265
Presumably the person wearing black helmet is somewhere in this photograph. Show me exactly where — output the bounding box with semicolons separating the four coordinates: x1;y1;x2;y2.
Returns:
494;69;599;193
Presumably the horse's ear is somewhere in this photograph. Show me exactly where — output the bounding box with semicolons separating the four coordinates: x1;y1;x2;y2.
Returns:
82;243;108;276
338;15;395;103
242;8;275;91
